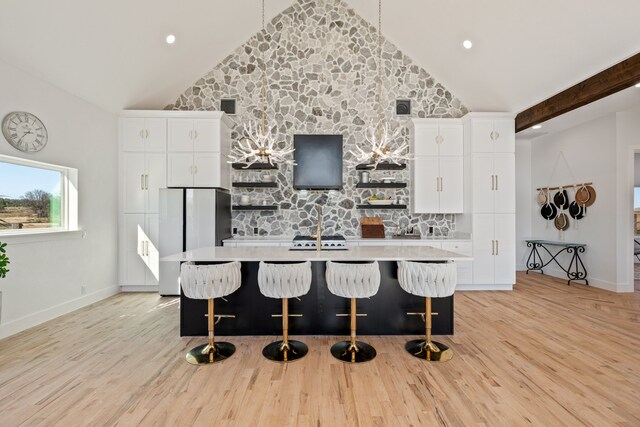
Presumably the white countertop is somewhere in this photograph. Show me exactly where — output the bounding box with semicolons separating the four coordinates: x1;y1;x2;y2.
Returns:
161;245;472;262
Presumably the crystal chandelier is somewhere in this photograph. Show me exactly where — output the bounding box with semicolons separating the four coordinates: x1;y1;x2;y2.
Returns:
346;0;409;169
227;0;295;168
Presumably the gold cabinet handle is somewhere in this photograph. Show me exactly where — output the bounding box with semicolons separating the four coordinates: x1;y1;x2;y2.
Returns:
194;130;198;139
440;177;443;192
141;174;144;190
145;174;149;190
139;130;144;139
495;175;498;191
496;240;499;256
492;240;495;256
491;175;495;191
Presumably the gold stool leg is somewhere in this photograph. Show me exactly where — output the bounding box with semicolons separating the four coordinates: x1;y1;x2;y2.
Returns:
186;298;236;365
405;297;453;362
262;298;308;363
331;298;376;363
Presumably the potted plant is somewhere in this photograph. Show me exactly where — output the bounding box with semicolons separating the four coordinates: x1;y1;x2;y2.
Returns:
0;242;9;278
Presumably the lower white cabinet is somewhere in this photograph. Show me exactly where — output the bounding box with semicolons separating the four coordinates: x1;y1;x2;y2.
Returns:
120;213;159;288
472;213;515;285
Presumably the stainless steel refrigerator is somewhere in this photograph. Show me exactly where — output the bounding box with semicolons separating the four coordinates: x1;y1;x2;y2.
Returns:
159;188;231;295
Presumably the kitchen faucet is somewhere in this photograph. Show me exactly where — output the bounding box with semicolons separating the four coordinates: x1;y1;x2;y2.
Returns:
316;204;322;251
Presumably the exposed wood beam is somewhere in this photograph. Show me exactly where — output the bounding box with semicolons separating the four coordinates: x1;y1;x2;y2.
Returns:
516;52;640;133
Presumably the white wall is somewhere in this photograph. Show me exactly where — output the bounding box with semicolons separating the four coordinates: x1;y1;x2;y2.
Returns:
529;114;619;291
515;139;532;270
0;59;119;338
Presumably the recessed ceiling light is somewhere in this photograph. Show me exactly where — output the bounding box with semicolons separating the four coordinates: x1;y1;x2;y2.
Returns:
635;83;640;88
532;125;542;130
462;40;473;49
166;34;176;45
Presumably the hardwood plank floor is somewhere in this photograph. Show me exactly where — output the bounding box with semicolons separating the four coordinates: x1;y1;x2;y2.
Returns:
0;272;638;426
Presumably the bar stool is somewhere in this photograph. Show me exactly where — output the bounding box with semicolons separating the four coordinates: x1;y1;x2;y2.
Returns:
180;261;241;365
258;261;312;362
325;261;381;363
397;261;457;362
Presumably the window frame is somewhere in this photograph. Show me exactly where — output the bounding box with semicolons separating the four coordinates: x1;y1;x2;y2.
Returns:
0;154;78;236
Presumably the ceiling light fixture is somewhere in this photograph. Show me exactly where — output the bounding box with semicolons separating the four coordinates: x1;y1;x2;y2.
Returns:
635;83;640;88
532;125;542;130
347;0;408;169
463;40;473;49
227;0;295;168
166;34;176;45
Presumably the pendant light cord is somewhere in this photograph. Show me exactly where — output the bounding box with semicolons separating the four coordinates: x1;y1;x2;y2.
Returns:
261;0;266;136
377;0;382;143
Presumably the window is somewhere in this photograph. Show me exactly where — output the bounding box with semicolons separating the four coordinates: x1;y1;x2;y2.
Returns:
0;155;77;234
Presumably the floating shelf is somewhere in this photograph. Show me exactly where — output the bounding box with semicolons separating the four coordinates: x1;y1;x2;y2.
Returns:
232;205;278;211
356;204;407;210
232;163;278;170
355;163;406;171
232;182;278;188
356;182;407;189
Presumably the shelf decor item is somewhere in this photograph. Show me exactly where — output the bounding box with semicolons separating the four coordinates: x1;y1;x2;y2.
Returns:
227;0;294;169
0;242;9;279
345;0;409;170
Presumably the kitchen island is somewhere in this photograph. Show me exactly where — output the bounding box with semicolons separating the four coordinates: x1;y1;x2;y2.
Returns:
162;245;471;337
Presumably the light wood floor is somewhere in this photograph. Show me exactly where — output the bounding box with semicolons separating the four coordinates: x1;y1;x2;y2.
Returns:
1;272;639;426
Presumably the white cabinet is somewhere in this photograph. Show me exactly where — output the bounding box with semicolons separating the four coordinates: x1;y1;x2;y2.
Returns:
411;119;464;214
167;118;230;189
470;118;515;153
122;118;166;152
472;153;515;214
122;152;166;213
119;111;233;290
472;214;515;285
120;213;159;287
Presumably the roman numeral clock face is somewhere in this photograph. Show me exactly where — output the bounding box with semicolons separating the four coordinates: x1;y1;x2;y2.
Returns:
2;112;48;153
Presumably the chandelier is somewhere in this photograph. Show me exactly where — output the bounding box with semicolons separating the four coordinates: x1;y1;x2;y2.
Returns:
227;0;295;168
346;0;409;169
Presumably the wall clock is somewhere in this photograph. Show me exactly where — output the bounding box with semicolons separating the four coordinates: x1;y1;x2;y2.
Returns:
1;111;48;153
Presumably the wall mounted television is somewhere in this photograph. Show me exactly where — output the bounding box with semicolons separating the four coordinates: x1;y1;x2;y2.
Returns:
293;134;343;190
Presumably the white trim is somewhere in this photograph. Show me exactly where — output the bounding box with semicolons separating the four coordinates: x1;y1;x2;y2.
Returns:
120;285;159;293
456;283;513;291
0;285;120;340
530;267;629;293
0;229;83;244
119;110;235;128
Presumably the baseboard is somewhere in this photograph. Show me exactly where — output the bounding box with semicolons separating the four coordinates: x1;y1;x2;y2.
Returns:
0;285;120;340
456;283;513;291
529;268;629;293
121;285;159;293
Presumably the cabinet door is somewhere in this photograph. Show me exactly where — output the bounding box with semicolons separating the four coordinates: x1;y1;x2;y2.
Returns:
494;213;515;285
122;214;147;286
472;214;495;284
145;153;167;213
168;119;194;152
193;153;221;187
167;153;194;187
413;124;440;156
122;118;145;152
122;152;145;213
493;153;516;213
471;154;495;213
471;119;495;153
491;119;515;153
412;157;439;213
143;118;167;152
438;156;463;213
144;214;160;286
438;123;464;156
193;119;219;152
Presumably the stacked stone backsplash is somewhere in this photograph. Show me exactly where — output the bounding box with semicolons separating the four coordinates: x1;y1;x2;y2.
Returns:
167;0;467;237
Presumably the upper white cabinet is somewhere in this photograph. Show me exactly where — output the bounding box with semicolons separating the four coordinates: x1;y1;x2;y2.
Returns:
411;119;464;214
122;118;167;152
167;117;231;189
470;118;515;153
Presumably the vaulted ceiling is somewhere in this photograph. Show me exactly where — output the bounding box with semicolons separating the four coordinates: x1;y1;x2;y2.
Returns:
0;0;638;114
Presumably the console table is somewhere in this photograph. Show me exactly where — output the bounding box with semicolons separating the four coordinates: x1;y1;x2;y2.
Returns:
525;240;588;285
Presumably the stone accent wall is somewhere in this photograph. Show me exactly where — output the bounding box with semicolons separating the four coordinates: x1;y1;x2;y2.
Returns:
167;0;467;237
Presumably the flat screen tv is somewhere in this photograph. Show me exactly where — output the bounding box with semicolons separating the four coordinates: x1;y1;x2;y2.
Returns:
293;134;343;190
